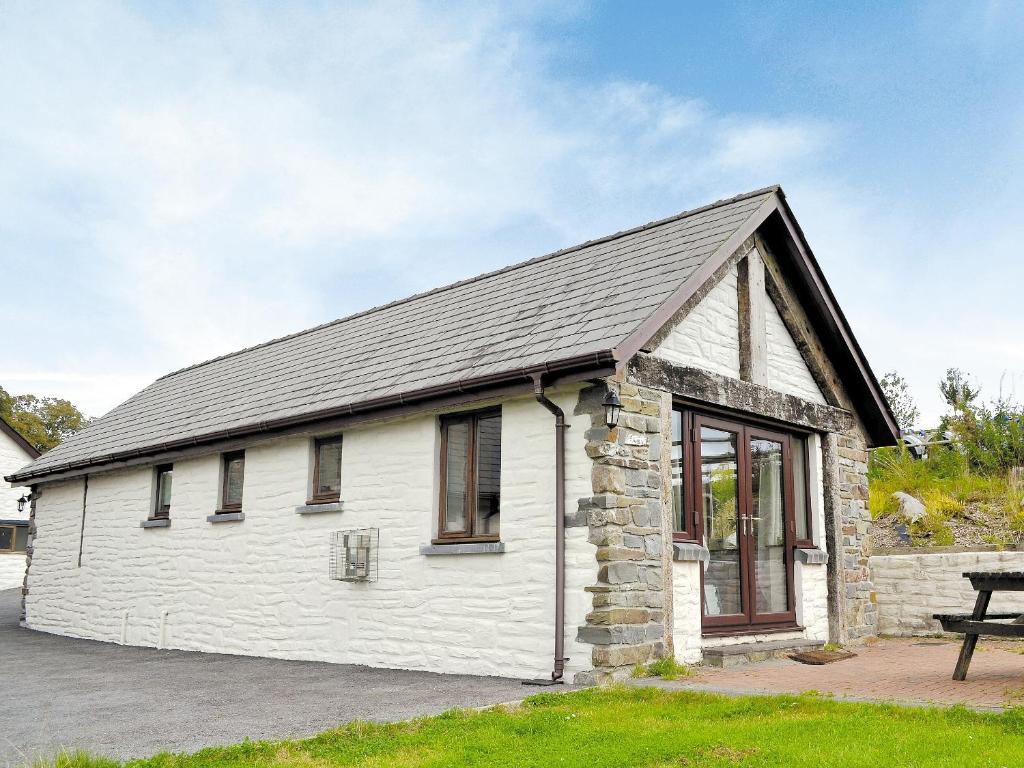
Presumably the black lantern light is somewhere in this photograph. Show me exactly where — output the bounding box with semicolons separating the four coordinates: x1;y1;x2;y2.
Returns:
602;388;623;429
17;494;28;513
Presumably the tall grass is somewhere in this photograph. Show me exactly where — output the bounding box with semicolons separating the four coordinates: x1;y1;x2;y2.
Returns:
868;444;1024;545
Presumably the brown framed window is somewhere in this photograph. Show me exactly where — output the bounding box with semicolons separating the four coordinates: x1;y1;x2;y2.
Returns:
220;451;245;512
153;464;173;519
310;436;343;504
671;409;696;541
437;409;501;542
0;524;28;553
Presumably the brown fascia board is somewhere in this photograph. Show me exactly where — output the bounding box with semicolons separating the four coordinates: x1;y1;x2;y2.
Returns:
614;187;900;449
0;416;41;459
4;350;616;485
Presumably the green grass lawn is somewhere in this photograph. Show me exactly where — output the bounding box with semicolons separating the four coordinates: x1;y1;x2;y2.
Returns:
39;687;1024;768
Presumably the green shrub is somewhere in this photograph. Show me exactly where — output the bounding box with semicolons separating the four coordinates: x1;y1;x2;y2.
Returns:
912;511;955;546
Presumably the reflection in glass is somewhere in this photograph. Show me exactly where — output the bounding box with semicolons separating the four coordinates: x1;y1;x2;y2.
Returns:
475;415;501;535
224;456;245;508
792;436;808;542
751;438;789;615
671;411;684;532
317;440;343;497
444;421;470;533
701;426;741;617
157;468;173;514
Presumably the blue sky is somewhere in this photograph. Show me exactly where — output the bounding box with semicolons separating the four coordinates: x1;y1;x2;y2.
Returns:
2;1;1022;425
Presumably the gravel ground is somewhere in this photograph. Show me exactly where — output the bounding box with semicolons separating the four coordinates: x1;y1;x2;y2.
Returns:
0;589;532;766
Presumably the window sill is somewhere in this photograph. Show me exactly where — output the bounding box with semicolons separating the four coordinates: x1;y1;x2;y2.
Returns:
672;542;709;563
140;518;171;529
295;501;343;515
795;547;828;564
208;511;245;523
420;542;505;556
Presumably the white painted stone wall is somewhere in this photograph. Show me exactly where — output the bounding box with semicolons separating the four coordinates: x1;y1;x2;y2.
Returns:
25;386;596;680
653;262;826;406
671;560;703;663
0;425;33;590
765;292;826;404
0;553;26;590
654;265;741;378
871;550;1024;636
1;425;33;520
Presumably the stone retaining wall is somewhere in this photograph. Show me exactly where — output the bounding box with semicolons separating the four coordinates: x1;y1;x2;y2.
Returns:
871;549;1024;635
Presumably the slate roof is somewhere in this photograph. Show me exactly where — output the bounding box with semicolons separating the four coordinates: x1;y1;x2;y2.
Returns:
8;187;785;482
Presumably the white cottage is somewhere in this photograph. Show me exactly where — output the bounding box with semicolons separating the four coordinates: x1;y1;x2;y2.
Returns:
6;187;897;683
1;416;40;589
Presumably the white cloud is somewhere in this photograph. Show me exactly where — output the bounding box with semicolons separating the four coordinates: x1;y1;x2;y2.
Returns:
1;0;1021;431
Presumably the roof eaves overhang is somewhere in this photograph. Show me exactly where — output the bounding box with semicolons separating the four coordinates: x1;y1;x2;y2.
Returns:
4;349;617;486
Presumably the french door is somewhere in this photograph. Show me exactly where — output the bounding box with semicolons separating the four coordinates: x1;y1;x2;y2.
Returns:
693;414;797;633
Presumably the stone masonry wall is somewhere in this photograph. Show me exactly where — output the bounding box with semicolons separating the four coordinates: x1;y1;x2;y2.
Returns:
575;381;668;684
832;428;875;640
871;549;1024;635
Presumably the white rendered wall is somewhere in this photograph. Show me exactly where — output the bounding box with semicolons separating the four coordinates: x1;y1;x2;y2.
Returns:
25;386;596;680
765;292;826;404
1;427;33;590
671;561;702;664
654;264;825;406
1;427;33;520
0;554;26;590
653;265;741;378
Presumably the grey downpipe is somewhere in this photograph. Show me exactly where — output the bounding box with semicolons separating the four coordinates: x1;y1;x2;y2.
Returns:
529;374;567;684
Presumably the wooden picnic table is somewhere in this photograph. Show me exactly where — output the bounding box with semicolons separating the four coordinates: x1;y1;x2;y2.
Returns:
933;571;1024;681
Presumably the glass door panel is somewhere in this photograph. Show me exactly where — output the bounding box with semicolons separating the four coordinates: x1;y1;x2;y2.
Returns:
750;438;790;616
700;426;743;618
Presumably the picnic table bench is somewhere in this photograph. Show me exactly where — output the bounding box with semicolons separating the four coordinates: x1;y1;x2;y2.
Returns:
933;571;1024;681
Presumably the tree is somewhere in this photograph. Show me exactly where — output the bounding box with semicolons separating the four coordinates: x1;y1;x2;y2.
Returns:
939;368;980;413
879;371;919;431
0;385;90;453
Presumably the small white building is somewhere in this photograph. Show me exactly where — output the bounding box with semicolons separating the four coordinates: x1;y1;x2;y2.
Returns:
1;416;40;589
6;187;897;683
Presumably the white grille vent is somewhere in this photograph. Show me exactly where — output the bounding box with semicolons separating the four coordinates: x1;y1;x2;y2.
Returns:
330;528;378;582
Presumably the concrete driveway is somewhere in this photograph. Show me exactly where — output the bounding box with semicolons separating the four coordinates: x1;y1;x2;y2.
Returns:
0;589;529;765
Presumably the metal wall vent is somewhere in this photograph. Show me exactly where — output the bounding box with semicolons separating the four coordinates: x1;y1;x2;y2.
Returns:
330;528;378;582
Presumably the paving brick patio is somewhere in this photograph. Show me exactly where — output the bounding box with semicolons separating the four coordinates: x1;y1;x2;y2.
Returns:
667;638;1024;710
